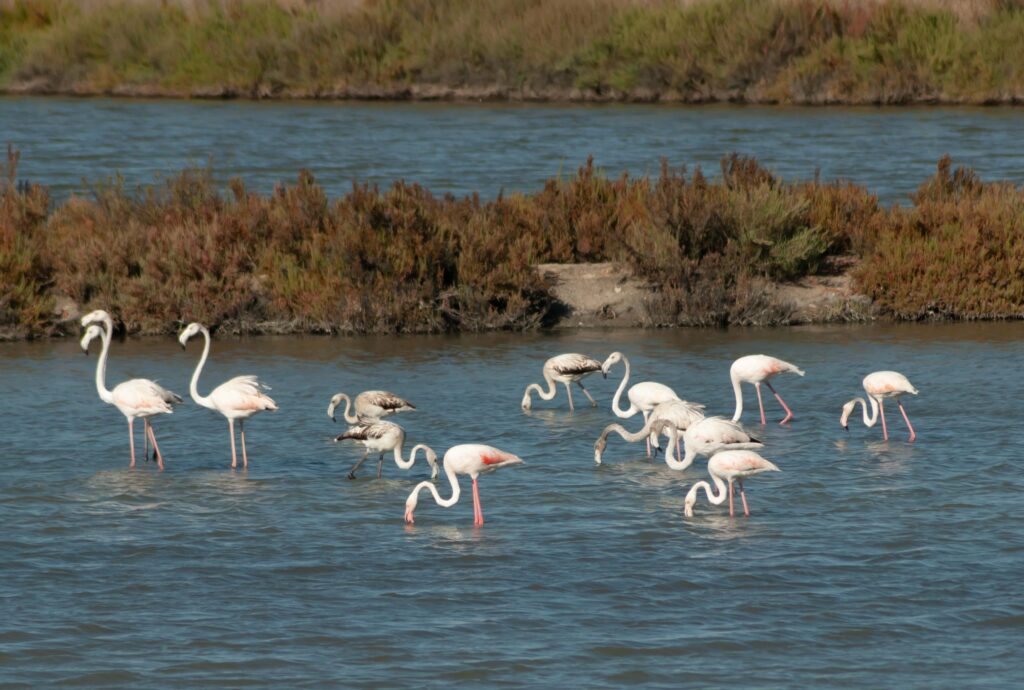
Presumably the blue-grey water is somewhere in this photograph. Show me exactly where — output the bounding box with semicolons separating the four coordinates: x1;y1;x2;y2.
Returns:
4;96;1024;204
1;323;1022;687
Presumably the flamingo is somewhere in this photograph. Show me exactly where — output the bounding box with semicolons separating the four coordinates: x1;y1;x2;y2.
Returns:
521;353;607;411
603;352;682;454
840;371;919;442
79;316;182;470
404;444;523;526
730;354;805;425
328;390;415;423
178;322;277;469
677;416;765;470
334;419;438;480
683;450;781;517
593;400;705;464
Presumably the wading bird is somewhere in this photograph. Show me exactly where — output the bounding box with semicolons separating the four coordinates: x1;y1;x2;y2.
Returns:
328;390;415;423
683;450;780;518
675;416;765;470
730;354;805;425
603;352;681;454
521;353;607;411
840;370;919;442
79;314;182;470
334;419;437;480
404;444;523;526
593;400;705;464
179;322;277;469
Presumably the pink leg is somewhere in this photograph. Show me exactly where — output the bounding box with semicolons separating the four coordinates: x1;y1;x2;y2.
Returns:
755;384;766;425
565;383;575;412
472;478;484;526
143;423;149;463
128;419;136;467
229;419;238;468
728;480;735;516
739;480;750;517
765;381;794;425
879;399;889;441
239;420;249;468
146;421;165;471
898;400;916;442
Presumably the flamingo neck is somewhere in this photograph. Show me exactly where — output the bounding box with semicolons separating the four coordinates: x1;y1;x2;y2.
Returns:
684;474;729;516
661;426;691;470
599;419;652;446
854;397;879;427
94;321;114;405
410;460;461;509
524;371;558;407
611;356;632;418
189;327;214;409
731;370;744;422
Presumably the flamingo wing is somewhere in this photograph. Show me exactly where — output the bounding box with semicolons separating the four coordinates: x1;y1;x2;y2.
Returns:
112;379;181;415
549;353;603;376
361;390;415;412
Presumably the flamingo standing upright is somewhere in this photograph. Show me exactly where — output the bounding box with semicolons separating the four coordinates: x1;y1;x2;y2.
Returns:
683;450;781;517
593;400;705;465
521;353;607;411
731;354;805;425
79;317;182;470
178;322;277;469
840;371;919;442
404;444;523;526
334;419;437;480
603;352;682;455
328;390;415;423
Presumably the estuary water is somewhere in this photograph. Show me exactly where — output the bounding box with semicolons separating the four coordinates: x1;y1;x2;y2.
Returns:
4;96;1024;204
1;323;1022;687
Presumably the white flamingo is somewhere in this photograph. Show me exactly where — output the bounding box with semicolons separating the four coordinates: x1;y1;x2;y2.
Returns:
334;419;437;480
404;444;524;526
730;354;805;425
178;322;277;469
328;390;415;423
593;400;705;464
840;370;919;442
683;450;781;517
603;352;682;454
677;416;765;469
521;353;607;411
79;314;182;470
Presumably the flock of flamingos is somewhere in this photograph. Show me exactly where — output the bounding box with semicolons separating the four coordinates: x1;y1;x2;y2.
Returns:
79;308;920;525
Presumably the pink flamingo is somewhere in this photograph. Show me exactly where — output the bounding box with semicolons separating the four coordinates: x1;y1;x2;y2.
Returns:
404;444;523;526
178;322;277;469
730;354;805;425
593;400;705;465
683;450;781;517
603;352;682;455
840;371;919;442
80;320;182;470
677;416;765;469
334;419;437;480
328;390;415;423
521;353;607;411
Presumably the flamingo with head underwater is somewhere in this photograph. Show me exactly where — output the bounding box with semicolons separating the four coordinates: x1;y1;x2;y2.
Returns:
730;354;805;425
404;444;523;526
840;370;919;442
593;400;705;465
79;311;182;469
328;390;415;423
334;419;437;480
521;353;607;412
683;449;781;517
178;322;277;469
602;352;682;454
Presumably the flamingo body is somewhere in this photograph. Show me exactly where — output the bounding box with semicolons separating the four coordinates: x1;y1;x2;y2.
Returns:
731;354;805;425
684;450;780;517
404;444;523;525
678;416;765;469
522;353;605;411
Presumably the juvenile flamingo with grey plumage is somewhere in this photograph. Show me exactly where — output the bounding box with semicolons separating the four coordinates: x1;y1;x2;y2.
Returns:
334;419;437;480
521;353;608;411
328;390;415;423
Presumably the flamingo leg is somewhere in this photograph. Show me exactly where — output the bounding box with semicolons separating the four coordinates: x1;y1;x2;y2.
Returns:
128;418;136;468
642;411;652;457
765;381;794;425
472;477;484;526
577;380;597;407
377;454;384;479
239;420;248;468
755;383;767;425
879;399;889;441
143;422;149;462
728;480;735;517
564;382;575;412
146;421;165;471
898;400;916;442
228;419;238;469
739;479;750;517
348;449;369;480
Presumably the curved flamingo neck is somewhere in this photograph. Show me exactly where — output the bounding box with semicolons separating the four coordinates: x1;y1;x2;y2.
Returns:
338;394;359;424
685;474;728;513
611;356;633;418
851;396;879;427
93;321;114;405
731;369;744;422
411;460;461;508
524;371;557;407
188;327;214;409
599;419;652;446
661;426;691;470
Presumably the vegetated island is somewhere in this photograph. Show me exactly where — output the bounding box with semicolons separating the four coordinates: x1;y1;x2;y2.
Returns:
2;146;1022;340
1;0;1024;105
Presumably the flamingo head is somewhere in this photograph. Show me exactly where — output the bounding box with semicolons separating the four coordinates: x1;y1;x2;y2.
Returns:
80;324;103;354
600;351;623;375
593;436;606;465
683;491;697;518
424;448;440;480
840;400;856;430
404;492;419;524
520;391;532;411
178;322;203;349
80;309;111;328
327;393;347;421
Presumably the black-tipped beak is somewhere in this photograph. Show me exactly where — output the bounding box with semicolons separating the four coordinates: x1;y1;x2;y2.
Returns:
843;425;849;432
331;415;336;422
603;371;607;379
179;343;185;350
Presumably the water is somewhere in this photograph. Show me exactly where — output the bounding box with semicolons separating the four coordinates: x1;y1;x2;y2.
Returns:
5;96;1024;204
1;323;1022;687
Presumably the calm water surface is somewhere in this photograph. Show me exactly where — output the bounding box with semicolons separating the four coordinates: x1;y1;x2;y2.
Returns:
1;323;1022;687
4;96;1024;204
